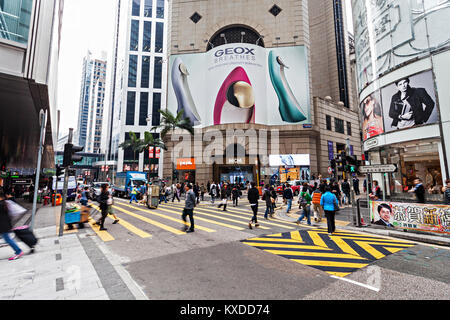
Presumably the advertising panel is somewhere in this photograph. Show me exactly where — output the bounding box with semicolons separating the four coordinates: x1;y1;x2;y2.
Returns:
352;0;450;92
360;90;384;141
380;70;437;133
167;44;310;128
370;200;450;234
269;154;310;167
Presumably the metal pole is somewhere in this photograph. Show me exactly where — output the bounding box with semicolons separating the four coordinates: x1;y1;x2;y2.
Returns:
58;129;73;237
30;110;46;231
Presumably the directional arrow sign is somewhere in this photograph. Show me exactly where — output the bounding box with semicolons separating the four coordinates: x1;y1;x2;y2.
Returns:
359;164;397;174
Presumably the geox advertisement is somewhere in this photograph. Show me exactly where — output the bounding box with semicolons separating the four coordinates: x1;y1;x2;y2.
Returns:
167;44;311;127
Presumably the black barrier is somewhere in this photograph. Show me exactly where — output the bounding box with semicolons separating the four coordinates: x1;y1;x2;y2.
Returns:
355;198;369;227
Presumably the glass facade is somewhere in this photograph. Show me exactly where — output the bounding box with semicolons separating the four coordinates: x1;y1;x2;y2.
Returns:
132;0;140;17
0;0;33;44
141;56;150;88
128;54;137;87
130;20;139;51
156;0;164;18
155;22;164;53
144;0;152;17
143;21;151;52
126;91;136;125
153;56;162;89
139;92;149;126
152;92;161;126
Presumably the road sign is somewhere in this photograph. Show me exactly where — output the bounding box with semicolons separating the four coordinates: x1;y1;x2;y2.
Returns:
359;164;397;174
328;167;333;174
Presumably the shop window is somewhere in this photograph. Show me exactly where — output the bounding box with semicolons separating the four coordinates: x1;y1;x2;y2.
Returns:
335;118;344;134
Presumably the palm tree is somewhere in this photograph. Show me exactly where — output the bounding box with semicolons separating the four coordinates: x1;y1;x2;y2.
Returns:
151;109;194;182
118;132;142;169
137;131;167;181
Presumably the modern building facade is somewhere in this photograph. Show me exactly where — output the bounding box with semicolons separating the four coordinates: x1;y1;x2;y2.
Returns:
352;0;450;202
161;0;361;185
77;51;107;154
0;0;64;173
106;0;168;180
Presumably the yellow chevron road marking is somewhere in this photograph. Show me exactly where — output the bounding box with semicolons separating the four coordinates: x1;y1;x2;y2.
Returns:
112;205;186;235
245;237;305;243
242;242;332;251
87;217;115;242
354;241;386;260
308;231;327;247
115;202;216;233
265;250;368;260
91;204;152;238
329;236;360;257
291;259;370;269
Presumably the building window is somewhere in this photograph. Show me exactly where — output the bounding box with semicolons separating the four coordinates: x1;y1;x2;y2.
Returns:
153;57;162;89
141;56;150;88
0;0;33;44
155;22;164;53
347;121;352;136
144;0;152;17
143;21;151;52
130;20;139;51
126;92;136;125
335;118;344;134
139;92;149;126
156;0;164;18
152;93;161;126
326;115;332;131
128;55;138;87
132;0;140;16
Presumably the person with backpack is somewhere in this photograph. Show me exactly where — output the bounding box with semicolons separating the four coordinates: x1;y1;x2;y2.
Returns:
283;183;294;213
210;182;218;204
232;185;241;207
248;182;260;229
341;179;351;205
296;186;312;225
0;191;24;260
443;179;450;205
311;188;323;222
263;185;272;220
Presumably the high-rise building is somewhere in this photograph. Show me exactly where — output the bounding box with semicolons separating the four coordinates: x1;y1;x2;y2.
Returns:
106;0;168;179
0;0;64;173
160;0;361;184
77;51;107;154
351;1;450;203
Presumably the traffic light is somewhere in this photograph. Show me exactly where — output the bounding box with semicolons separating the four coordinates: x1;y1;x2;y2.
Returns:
335;152;346;172
345;155;359;174
63;143;84;167
330;159;336;171
56;165;64;177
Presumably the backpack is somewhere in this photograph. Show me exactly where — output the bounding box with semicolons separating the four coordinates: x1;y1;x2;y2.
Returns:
298;192;308;208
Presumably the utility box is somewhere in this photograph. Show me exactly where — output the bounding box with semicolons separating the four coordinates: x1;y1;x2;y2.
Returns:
147;185;160;209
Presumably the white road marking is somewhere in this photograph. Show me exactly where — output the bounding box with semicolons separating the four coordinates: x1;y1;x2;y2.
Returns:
330;275;380;292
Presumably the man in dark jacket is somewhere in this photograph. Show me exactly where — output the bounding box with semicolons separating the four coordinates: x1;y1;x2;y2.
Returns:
389;78;435;130
247;182;260;229
96;184;110;231
409;178;426;204
182;184;196;233
263;185;272;219
341;179;351;205
218;183;230;211
283;184;294;213
0;191;24;260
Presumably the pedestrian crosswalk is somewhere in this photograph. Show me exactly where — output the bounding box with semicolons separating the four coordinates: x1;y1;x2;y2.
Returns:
242;229;416;277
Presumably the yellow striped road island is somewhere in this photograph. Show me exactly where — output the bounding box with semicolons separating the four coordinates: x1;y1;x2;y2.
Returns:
242;228;415;277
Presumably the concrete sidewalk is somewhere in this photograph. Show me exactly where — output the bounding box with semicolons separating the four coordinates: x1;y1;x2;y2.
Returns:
0;205;148;300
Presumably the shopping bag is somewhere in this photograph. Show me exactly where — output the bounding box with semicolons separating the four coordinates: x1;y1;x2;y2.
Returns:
5;200;27;220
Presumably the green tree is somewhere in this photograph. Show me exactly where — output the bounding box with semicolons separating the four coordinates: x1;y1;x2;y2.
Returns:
118;132;142;165
137;131;167;180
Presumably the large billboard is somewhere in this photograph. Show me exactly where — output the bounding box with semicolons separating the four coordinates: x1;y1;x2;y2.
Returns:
360;69;438;141
167;44;311;128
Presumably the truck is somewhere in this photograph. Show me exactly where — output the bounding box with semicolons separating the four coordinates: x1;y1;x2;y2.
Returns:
52;175;77;201
113;172;148;198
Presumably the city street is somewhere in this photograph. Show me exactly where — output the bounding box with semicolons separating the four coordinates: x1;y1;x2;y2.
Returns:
55;197;450;300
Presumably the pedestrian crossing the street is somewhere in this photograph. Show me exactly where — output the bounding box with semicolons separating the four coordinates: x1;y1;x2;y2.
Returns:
242;229;416;277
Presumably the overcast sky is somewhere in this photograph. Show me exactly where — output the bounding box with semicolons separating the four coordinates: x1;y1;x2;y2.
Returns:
57;0;354;138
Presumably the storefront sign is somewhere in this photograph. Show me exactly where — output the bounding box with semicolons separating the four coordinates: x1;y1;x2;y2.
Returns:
177;158;196;170
364;137;379;150
155;148;161;159
149;147;154;159
370;200;450;234
328;141;334;161
226;157;245;165
359;164;397;174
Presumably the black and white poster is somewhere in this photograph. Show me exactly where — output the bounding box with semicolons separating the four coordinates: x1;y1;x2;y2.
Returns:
381;70;438;133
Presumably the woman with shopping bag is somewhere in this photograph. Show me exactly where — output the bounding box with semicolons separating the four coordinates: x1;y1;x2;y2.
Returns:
0;191;24;260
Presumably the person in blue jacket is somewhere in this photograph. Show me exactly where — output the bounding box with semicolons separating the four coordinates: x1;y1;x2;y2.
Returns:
320;186;339;235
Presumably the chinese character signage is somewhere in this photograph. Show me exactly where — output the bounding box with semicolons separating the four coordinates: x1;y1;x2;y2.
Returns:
370;200;450;234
